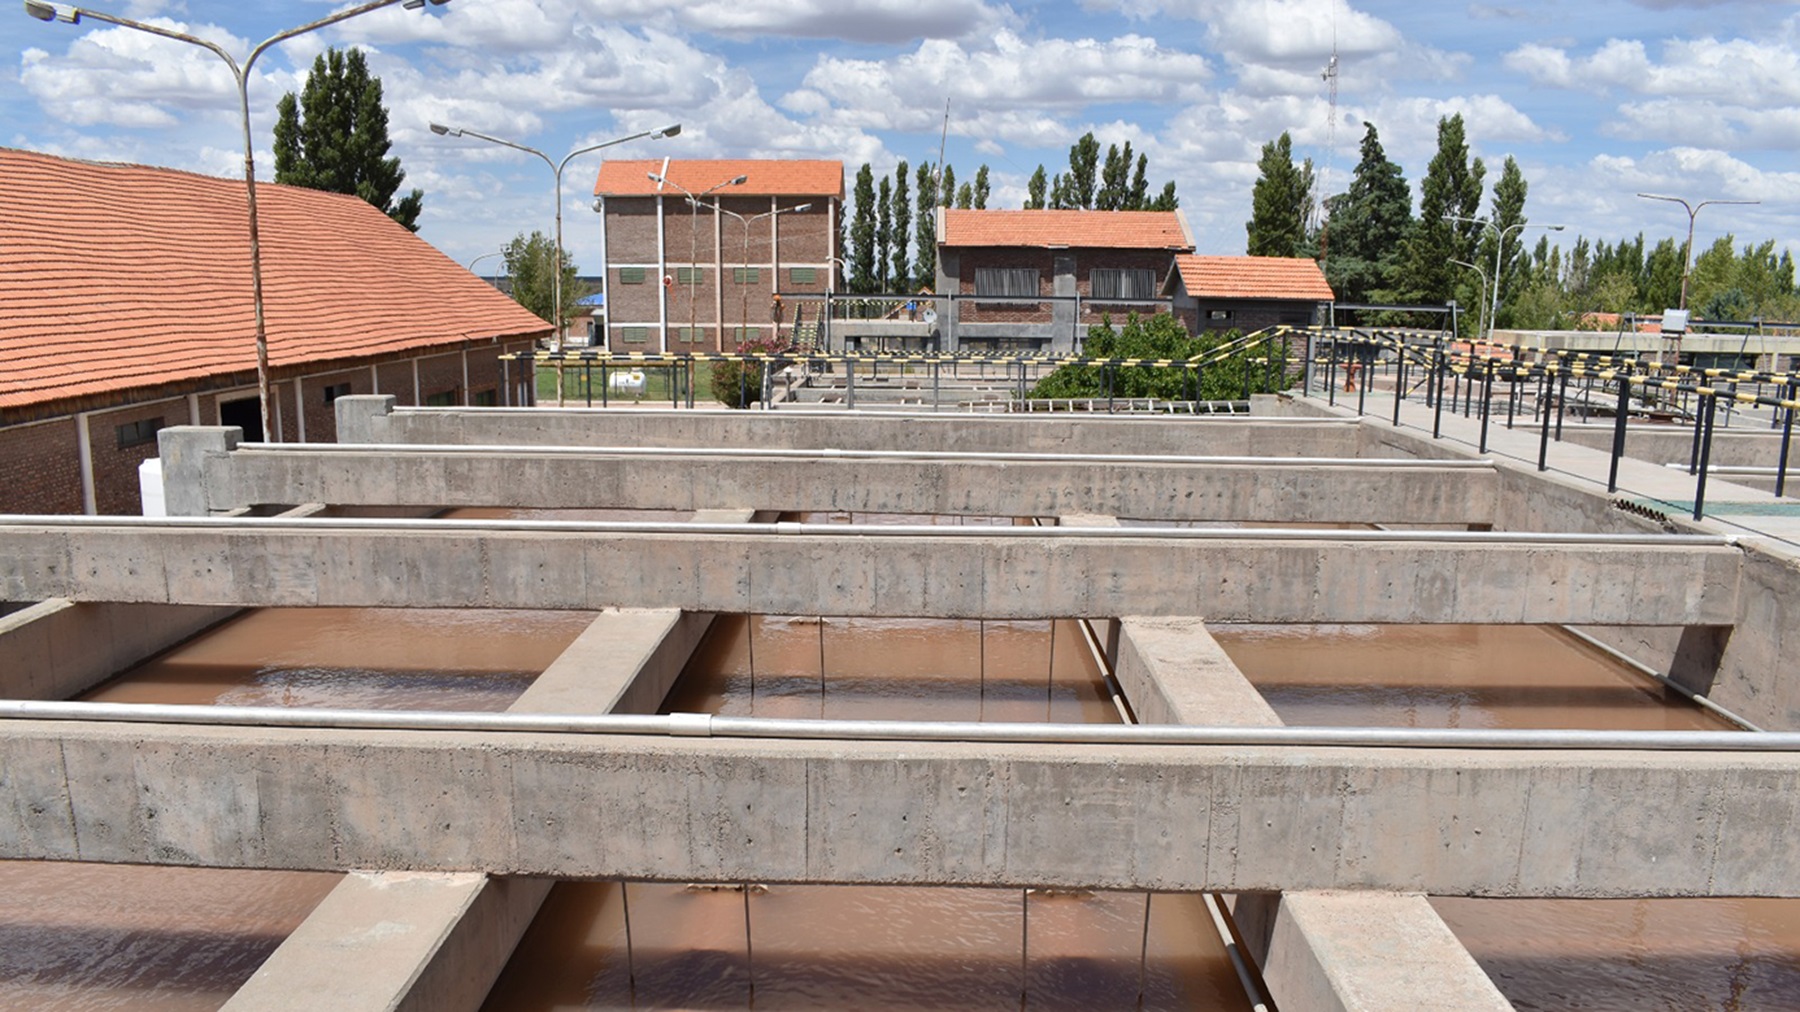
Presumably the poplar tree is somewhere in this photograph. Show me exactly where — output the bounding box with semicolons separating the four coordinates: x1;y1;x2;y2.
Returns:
1127;154;1149;211
274;47;422;231
1025;166;1048;209
1065;132;1100;209
972;165;991;210
941;165;957;209
1245;132;1314;258
914;162;938;288
1402;113;1486;307
849;163;878;293
891;162;911;294
875;175;893;292
1482;156;1529;326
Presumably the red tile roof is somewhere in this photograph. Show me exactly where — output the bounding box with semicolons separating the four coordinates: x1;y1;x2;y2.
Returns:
595;159;844;199
940;210;1193;250
0;147;549;415
1169;255;1335;301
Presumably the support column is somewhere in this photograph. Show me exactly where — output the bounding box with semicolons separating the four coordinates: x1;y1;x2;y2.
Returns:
333;395;397;445
1064;513;1511;1012
156;425;241;517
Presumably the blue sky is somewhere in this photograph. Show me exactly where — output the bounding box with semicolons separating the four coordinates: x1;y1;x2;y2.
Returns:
6;0;1798;277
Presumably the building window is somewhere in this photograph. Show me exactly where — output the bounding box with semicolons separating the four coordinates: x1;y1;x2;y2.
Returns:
620;326;649;344
789;267;816;285
676;267;703;284
974;267;1039;297
1091;268;1156;300
1208;309;1234;321
424;390;459;407
618;267;646;285
733;267;761;284
472;389;498;406
321;382;352;404
676;327;705;344
117;417;163;449
732;327;762;342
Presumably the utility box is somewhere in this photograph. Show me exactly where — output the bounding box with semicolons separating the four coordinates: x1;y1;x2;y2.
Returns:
1661;309;1690;334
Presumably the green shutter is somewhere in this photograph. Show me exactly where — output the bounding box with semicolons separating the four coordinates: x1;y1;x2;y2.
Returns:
618;267;646;285
789;267;816;285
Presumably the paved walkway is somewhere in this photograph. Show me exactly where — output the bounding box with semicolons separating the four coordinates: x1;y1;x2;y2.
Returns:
1298;378;1800;548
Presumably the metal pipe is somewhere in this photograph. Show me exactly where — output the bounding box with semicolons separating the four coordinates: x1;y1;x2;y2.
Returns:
0;514;1728;546
1557;627;1763;732
1;700;1784;750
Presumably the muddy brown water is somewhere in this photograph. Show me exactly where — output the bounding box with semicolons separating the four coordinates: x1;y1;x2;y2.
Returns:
0;604;594;1010
1212;622;1800;1011
484;612;1257;1011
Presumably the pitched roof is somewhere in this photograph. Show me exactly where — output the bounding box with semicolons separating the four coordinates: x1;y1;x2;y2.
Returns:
1168;255;1335;301
940;210;1193;250
595;159;844;199
0;147;549;415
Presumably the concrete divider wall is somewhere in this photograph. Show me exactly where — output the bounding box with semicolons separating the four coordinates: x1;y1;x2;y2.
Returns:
1555;425;1793;469
0;600;236;701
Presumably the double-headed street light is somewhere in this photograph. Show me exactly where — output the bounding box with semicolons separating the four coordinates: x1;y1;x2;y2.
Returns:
24;0;453;443
701;202;812;349
1635;193;1761;310
1446;215;1565;340
647;171;747;351
433;122;680;348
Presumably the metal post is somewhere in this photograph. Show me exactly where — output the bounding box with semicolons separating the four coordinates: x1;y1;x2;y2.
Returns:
1538;368;1553;471
601;363;609;407
1356;346;1368;416
1327;339;1339;407
1555;368;1569;441
1432;347;1446;439
933;359;940;412
1608;375;1630;493
1689;392;1705;474
502;357;511;407
1507;363;1518;429
1478;360;1493;453
1694;391;1718;520
1392;348;1406;426
1777;381;1794;499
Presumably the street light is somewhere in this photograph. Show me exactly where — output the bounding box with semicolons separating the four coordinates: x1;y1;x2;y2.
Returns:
1636;193;1761;310
432;122;679;348
698;201;812;349
467;250;506;289
24;0;453;443
1446;215;1565;339
647;171;747;350
1450;259;1489;337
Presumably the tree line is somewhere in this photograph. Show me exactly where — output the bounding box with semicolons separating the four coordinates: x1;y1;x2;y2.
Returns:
1246;115;1798;329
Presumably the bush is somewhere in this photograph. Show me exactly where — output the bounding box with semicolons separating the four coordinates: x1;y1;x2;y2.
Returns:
711;334;795;409
1031;313;1296;401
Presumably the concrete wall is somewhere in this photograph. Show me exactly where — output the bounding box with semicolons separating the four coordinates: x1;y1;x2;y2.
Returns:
3;720;1797;897
0;599;237;701
1554;424;1793;469
0;522;1741;626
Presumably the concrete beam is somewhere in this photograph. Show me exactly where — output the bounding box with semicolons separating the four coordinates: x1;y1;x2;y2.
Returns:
3;721;1797;897
332;395;1363;457
0;599;236;701
224;610;718;1012
188;443;1496;526
0;521;1740;626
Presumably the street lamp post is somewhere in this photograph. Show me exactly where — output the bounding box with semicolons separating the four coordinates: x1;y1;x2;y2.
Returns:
1450;259;1489;336
646;172;747;351
1636;193;1761;310
431;122;679;349
1446;215;1565;340
467;250;506;289
701;201;812;350
24;0;453;443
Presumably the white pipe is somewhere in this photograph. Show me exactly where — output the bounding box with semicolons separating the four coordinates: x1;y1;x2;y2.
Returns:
0;701;1780;750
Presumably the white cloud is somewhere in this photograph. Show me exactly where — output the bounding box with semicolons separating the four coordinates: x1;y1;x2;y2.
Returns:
594;0;1014;43
1506;35;1800;107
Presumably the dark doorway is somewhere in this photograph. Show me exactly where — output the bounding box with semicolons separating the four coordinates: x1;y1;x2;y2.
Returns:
219;397;263;442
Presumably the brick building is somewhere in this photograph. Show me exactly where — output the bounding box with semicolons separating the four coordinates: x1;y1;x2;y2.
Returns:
935;209;1194;353
1164;255;1334;334
592;160;842;352
0;148;549;516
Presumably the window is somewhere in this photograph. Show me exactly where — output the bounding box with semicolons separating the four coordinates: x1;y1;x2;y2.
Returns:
618;267;646;285
117;417;164;449
732;327;762;342
1091;268;1156;300
321;382;352;404
1208;309;1234;321
424;390;459;407
676;327;705;344
733;267;761;284
974;267;1039;298
676;267;703;284
789;267;816;285
472;389;498;407
620;326;649;345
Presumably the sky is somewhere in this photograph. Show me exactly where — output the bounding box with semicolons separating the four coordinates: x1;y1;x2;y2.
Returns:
6;0;1799;281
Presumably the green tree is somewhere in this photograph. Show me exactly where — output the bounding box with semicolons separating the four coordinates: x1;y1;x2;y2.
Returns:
1128;154;1150;210
972;165;991;210
956;182;974;208
940;165;957;209
1401;113;1486;313
1322;123;1412;305
849;163;878;294
1482;156;1529;327
1246;132;1314;258
1026;166;1048;209
914;162;938;288
875;175;893;292
503;230;579;326
1642;237;1685;311
890;162;911;293
1149;181;1179;212
1097;142;1130;211
1065;132;1100;209
274;47;422;231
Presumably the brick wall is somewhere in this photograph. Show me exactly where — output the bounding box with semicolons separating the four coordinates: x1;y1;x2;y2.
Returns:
415;350;466;405
0;418;82;514
89;400;181;514
377;361;416;405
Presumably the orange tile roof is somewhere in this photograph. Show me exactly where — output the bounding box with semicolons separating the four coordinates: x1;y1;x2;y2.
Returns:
0;147;549;415
1169;255;1335;301
940;210;1192;250
595;159;844;199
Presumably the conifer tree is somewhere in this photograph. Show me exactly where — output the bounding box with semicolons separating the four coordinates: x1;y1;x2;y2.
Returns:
876;175;893;292
891;161;911;293
849;163;878;294
274;47;422;231
1245;132;1314;258
914;162;938;288
1025;166;1048;210
972;165;991;210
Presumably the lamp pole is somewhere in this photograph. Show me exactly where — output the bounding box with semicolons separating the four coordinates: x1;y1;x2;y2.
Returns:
1636;193;1760;310
432;122;679;348
25;0;454;443
1450;259;1489;337
467;250;505;289
647;172;746;350
705;201;812;349
1446;215;1565;340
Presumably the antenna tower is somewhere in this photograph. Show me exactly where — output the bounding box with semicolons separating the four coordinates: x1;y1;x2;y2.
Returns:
1318;50;1339;265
